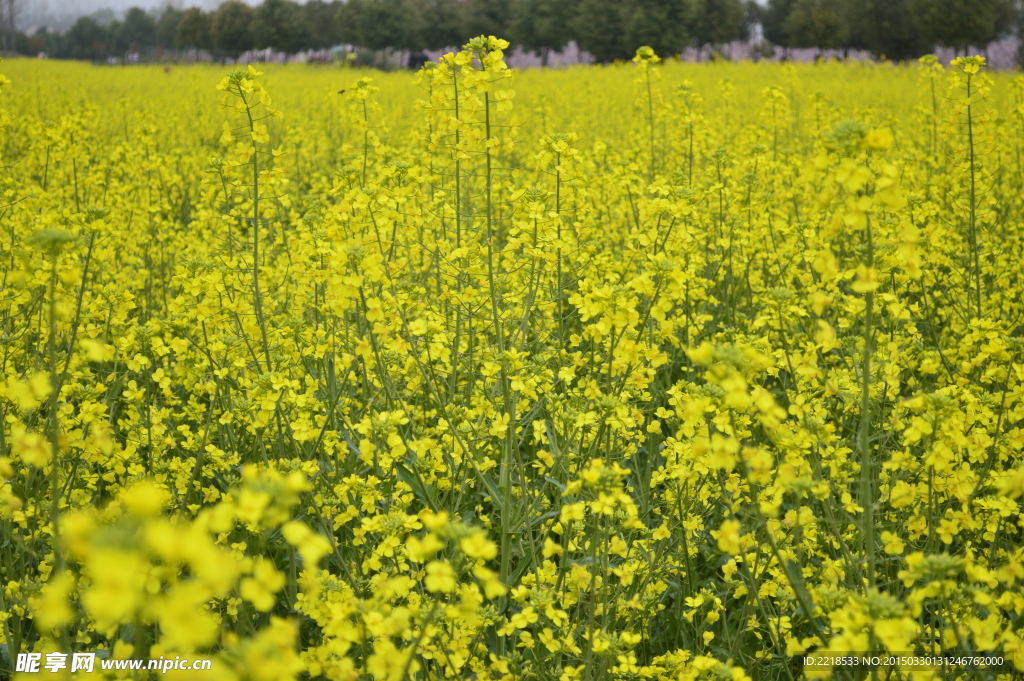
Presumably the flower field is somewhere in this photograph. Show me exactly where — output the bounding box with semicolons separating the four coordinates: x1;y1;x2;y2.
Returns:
2;42;1024;680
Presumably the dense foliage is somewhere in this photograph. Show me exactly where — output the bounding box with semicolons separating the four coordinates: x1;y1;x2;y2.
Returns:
1;44;1024;680
9;0;1022;63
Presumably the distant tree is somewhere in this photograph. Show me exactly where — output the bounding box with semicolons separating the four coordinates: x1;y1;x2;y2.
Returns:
784;0;848;50
572;0;628;62
253;0;313;52
849;0;927;59
689;0;746;53
992;0;1020;43
414;0;464;50
176;7;212;50
107;20;125;53
341;0;416;56
116;7;158;52
1016;0;1024;67
573;0;689;63
622;0;690;58
910;0;1009;54
156;7;184;49
762;0;796;47
65;16;109;60
743;0;763;40
303;0;340;49
25;27;60;56
1;0;22;56
835;0;868;54
461;0;512;40
511;0;578;65
336;0;364;45
212;0;255;57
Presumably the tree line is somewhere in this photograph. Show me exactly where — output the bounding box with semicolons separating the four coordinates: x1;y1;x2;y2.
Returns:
762;0;1019;61
8;0;1023;64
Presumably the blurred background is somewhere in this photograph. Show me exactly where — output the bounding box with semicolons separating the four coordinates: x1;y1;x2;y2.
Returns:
3;0;1022;69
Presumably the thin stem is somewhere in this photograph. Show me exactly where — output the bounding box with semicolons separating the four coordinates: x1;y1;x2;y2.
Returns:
241;89;273;371
859;213;876;589
646;65;656;182
965;73;982;319
46;255;63;576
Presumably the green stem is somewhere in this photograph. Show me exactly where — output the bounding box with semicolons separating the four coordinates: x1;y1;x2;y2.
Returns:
46;255;63;576
241;89;273;372
646;65;655;182
965;73;982;320
859;213;876;589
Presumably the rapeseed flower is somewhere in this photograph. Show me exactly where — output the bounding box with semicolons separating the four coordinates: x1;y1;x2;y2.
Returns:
0;46;1021;681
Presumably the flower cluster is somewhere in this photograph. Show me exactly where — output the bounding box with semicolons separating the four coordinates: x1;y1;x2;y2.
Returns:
1;45;1023;681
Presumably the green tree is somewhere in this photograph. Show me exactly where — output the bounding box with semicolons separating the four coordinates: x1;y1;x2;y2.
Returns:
25;27;60;56
762;0;796;46
65;16;109;60
572;0;627;62
356;0;417;52
574;0;689;63
303;0;341;49
155;8;184;49
461;0;513;39
116;6;157;52
337;0;364;45
211;0;255;57
784;0;848;50
1016;0;1024;67
743;0;764;41
991;0;1019;44
414;0;464;50
910;0;1009;53
511;0;578;65
849;0;927;59
689;0;746;52
623;0;690;58
1;0;21;56
253;0;314;52
176;8;212;50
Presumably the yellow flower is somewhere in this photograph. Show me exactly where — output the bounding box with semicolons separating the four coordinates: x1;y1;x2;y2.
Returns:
240;558;285;612
5;373;52;411
543;537;564;558
633;46;660;64
120;480;170;517
157;582;219;650
874;618;918;652
281;521;332;566
10;425;48;468
81;549;147;630
851;265;880;293
425;560;457;593
713;519;742;555
251;123;270;144
494;89;515;112
865;128;893;150
881;531;904;555
460;531;498;560
406;533;444;562
29;571;75;631
687;342;714;366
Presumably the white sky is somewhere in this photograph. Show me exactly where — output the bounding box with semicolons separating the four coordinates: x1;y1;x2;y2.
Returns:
35;0;227;13
20;0;255;30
